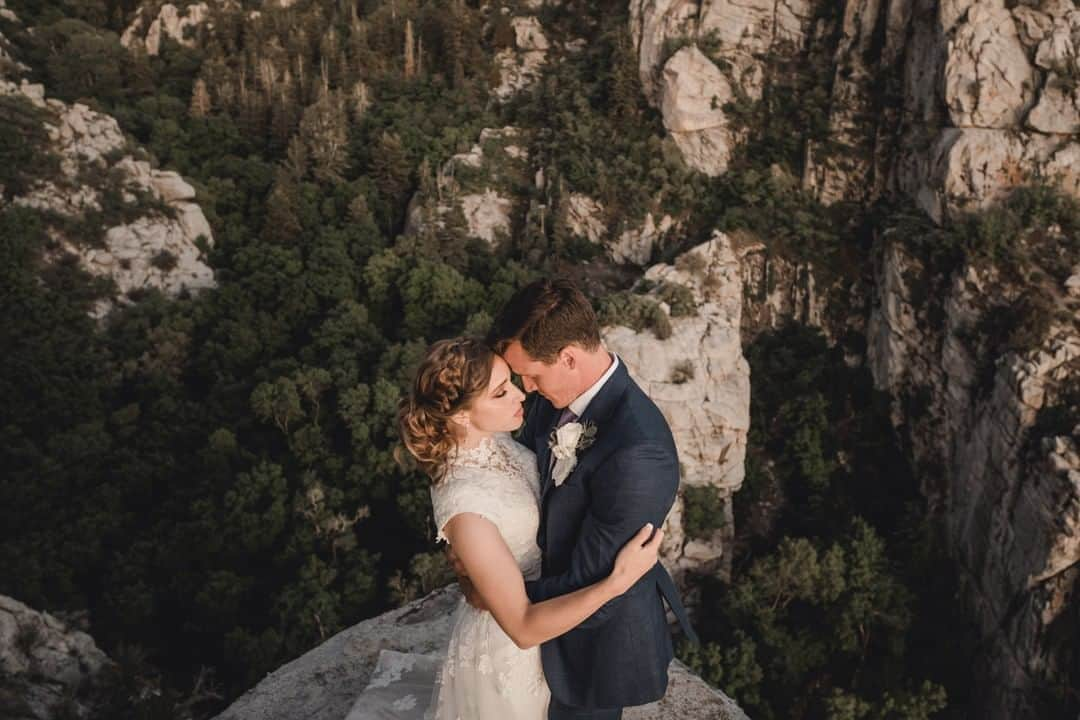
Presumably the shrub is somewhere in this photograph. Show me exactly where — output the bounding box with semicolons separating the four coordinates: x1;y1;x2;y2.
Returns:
682;484;725;540
675;252;707;277
0;95;60;199
387;551;455;605
596;291;672;339
656;280;697;317
150;249;179;272
972;289;1056;398
670;359;695;384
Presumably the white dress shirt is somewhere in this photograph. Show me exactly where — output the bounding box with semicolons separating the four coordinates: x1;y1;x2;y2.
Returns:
567;352;619;418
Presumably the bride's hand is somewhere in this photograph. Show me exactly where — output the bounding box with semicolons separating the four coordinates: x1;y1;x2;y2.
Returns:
609;523;664;595
446;544;488;611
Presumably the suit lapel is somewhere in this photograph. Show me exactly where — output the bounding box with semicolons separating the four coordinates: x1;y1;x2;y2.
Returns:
539;361;630;504
531;400;555;493
537;426;554;491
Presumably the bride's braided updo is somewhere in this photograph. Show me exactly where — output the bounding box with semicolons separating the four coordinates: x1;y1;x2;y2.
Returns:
396;337;496;484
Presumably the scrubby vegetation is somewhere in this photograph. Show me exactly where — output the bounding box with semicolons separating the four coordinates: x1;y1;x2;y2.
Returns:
680;323;978;720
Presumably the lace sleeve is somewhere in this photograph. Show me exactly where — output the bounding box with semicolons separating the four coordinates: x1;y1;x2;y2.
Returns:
429;470;503;544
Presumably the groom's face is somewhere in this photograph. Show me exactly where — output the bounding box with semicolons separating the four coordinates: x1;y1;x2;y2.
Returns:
502;341;576;409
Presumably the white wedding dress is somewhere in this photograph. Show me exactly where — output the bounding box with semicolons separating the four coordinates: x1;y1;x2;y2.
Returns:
346;431;551;720
428;431;551;718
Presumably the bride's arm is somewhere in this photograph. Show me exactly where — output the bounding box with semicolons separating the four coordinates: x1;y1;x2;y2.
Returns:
442;513;661;650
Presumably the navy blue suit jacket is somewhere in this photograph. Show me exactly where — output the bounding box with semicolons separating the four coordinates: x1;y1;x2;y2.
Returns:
518;359;697;710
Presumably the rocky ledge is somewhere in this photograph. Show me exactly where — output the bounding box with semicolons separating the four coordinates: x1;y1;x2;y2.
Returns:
211;585;749;720
0;594;115;720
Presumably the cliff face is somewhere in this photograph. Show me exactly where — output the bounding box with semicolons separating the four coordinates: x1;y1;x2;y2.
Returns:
630;0;1080;217
630;0;1080;715
867;234;1079;718
604;233;751;584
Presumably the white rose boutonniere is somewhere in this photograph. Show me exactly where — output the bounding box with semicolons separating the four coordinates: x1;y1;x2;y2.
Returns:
548;420;598;487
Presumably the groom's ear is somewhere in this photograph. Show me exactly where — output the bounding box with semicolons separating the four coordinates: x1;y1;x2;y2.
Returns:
559;347;576;369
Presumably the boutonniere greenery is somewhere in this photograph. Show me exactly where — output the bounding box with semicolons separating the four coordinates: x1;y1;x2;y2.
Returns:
547;420;598;486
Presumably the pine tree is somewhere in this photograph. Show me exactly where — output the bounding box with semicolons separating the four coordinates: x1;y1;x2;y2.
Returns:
609;30;642;126
349;80;372;120
444;0;466;88
285;135;308;181
269;78;302;155
369;131;412;228
262;171;304;244
299;89;349;183
403;19;416;79
190;78;212;118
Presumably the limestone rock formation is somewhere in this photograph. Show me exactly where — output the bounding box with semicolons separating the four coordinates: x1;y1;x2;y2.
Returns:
560;193;678;266
0;595;116;720
494;15;550;99
698;0;814;54
121;2;212;56
630;0;815;176
460;188;513;243
801;0;1080;215
612;211;676;265
660;46;737;176
735;235;835;341
211;586;750;720
866;234;1080;720
603;232;751;580
629;0;700;100
944;3;1037;129
405;127;528;246
0;78;215;317
564;192;607;243
918;128;1080;223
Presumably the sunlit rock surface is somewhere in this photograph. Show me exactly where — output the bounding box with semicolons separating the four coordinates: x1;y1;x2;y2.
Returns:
867;234;1080;720
211;586;750;720
0;79;215;318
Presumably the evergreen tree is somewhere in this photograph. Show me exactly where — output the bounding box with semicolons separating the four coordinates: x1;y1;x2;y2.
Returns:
404;19;416;79
262;170;305;244
299;88;349;183
608;29;642;126
368;130;412;231
190;77;212;118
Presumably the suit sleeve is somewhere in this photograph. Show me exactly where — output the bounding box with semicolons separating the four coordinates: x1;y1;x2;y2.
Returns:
524;443;678;628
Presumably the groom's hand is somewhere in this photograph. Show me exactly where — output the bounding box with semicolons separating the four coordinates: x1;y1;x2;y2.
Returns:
446;545;488;611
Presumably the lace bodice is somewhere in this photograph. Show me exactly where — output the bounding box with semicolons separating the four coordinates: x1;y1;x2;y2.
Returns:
431;432;542;581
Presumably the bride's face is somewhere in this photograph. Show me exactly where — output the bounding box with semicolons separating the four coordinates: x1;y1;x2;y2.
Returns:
462;354;527;433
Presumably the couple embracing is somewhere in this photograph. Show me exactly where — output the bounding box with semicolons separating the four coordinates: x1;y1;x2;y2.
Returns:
395;278;698;719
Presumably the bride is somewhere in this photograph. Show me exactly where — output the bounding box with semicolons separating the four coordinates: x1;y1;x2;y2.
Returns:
393;337;663;719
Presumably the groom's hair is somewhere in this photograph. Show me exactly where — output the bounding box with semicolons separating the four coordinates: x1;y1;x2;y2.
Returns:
487;278;601;362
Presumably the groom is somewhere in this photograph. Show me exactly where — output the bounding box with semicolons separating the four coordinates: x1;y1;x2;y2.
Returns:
458;277;698;719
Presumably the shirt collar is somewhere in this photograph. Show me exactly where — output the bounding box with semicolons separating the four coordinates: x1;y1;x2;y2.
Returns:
568;352;619;418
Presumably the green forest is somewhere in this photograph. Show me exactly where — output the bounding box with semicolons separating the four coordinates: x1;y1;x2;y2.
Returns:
1;0;1077;718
